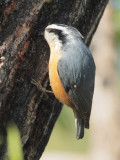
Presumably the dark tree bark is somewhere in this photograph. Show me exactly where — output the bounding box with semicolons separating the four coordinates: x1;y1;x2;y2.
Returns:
0;0;109;160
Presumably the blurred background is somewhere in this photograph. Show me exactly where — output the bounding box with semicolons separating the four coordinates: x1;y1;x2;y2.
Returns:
41;1;120;160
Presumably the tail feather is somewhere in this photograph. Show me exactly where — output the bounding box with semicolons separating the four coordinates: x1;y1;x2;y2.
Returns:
75;117;84;139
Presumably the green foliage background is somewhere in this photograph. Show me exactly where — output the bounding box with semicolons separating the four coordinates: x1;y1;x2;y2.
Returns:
112;0;120;91
6;123;24;160
46;106;90;153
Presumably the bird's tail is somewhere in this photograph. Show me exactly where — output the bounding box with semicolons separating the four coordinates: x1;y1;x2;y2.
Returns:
75;116;84;139
73;108;85;139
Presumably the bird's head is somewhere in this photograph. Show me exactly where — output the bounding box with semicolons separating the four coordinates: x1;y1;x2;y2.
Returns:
44;24;83;51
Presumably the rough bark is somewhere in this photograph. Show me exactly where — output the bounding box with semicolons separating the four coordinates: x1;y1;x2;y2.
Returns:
0;0;108;160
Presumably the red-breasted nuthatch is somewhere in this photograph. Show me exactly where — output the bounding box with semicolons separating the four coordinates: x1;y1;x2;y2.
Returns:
44;24;96;139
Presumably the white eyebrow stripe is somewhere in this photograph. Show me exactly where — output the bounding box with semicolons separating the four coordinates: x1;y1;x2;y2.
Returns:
46;24;69;34
46;24;84;39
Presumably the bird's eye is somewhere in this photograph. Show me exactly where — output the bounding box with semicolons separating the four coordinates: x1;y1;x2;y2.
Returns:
49;29;60;34
46;28;62;35
46;28;66;44
46;28;52;32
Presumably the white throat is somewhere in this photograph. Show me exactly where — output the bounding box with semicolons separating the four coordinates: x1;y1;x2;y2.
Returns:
44;30;62;51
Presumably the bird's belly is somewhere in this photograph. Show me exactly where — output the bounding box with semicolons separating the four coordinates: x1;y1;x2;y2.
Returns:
49;52;72;107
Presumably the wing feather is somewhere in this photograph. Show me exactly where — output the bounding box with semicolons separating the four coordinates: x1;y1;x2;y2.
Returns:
58;39;95;127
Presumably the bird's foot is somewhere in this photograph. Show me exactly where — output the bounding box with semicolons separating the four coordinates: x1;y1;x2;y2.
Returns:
31;79;53;99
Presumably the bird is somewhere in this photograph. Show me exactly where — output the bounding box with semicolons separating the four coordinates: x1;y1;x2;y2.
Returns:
44;24;96;139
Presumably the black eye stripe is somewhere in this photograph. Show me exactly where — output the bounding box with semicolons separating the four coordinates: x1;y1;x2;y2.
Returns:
49;28;62;35
48;28;67;44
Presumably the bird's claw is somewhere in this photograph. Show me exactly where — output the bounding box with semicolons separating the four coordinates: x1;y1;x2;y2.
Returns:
31;79;53;94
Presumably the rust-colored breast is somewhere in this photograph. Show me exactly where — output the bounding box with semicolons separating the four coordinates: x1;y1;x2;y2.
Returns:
49;49;72;107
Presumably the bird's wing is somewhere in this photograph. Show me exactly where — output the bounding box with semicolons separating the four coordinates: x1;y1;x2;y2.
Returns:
58;42;95;127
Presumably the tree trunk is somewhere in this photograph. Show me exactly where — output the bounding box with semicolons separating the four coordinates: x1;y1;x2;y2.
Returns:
0;0;109;160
